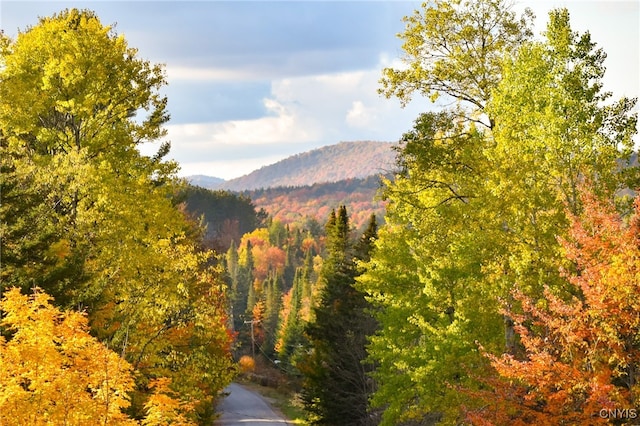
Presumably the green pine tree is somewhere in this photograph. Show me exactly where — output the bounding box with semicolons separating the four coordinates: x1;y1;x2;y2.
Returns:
263;272;282;356
301;206;378;425
277;268;306;368
225;240;245;333
241;240;256;315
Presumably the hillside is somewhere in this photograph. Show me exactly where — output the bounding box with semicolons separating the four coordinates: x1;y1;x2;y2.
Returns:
219;141;396;191
181;186;265;252
241;175;389;230
186;174;225;190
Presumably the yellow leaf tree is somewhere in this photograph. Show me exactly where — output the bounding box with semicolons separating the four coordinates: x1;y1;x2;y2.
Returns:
0;9;235;422
0;287;137;425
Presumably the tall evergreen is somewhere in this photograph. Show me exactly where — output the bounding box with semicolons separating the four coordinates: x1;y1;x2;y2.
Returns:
277;268;306;367
300;249;315;314
283;244;296;291
302;206;378;425
356;214;378;263
233;239;256;355
225;240;244;333
240;240;255;315
263;272;282;356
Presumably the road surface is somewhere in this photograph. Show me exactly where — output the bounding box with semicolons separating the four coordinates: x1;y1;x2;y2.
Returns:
215;382;291;425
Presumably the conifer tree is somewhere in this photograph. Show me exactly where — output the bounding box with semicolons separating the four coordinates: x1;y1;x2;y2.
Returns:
226;240;245;333
283;245;296;292
300;249;315;317
262;273;282;356
302;206;378;425
240;240;256;315
277;268;305;367
356;214;378;263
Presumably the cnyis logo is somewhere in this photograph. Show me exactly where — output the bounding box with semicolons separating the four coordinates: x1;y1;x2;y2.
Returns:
598;408;638;420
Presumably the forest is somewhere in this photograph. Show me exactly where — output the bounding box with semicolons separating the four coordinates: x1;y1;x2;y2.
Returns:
1;1;638;425
241;175;388;230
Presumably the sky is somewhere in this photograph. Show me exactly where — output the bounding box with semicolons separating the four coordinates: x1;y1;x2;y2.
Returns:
1;1;638;180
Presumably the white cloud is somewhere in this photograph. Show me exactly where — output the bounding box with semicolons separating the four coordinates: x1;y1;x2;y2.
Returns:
263;65;426;139
346;100;377;129
154;56;429;179
159;94;319;153
377;51;407;70
207;100;318;145
166;65;259;82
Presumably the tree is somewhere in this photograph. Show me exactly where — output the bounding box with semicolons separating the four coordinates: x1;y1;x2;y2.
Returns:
262;272;282;356
142;378;197;426
355;214;378;262
0;9;235;422
240;239;256;317
359;2;637;424
299;248;317;321
379;0;533;123
0;9;169;159
181;186;263;252
225;240;245;334
276;267;307;368
302;207;378;425
464;191;640;425
0;287;137;425
0;287;202;426
486;8;637;215
0;145;64;297
481;6;637;353
0;7;171;302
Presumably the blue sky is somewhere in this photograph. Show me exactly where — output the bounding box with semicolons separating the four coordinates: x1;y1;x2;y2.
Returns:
2;1;638;179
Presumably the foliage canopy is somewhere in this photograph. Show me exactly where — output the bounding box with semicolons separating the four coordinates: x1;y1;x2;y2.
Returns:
0;8;235;423
359;1;638;424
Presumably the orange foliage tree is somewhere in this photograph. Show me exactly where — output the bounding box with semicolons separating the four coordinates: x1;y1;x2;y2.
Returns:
142;378;197;426
465;192;640;425
253;246;286;283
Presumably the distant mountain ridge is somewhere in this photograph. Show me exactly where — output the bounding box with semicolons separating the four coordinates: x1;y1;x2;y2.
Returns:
186;175;225;189
218;141;397;191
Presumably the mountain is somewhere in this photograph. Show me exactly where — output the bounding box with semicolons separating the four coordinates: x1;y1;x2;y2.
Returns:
186;175;225;190
218;141;397;191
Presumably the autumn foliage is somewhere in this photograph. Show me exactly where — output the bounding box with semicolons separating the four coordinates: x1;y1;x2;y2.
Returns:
0;287;137;425
238;355;256;373
142;378;197;426
0;287;204;425
465;192;640;425
0;9;234;424
243;176;386;230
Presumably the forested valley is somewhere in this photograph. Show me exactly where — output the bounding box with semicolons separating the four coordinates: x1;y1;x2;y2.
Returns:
1;1;639;425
